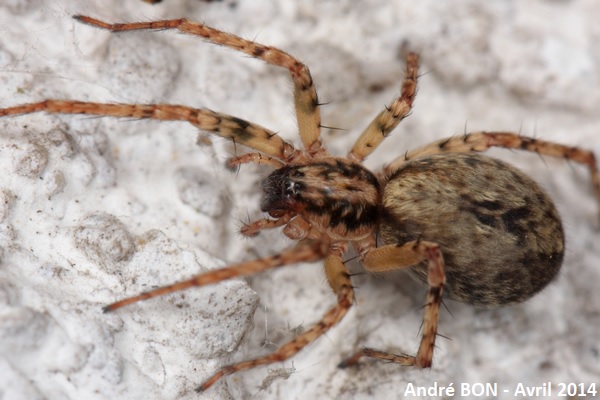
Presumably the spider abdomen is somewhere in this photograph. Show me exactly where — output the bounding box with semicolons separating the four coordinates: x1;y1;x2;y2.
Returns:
380;153;565;306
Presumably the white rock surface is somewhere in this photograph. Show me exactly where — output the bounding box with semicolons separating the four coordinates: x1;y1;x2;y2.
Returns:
0;1;599;399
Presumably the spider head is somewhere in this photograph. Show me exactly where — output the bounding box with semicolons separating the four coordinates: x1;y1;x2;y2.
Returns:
261;158;381;240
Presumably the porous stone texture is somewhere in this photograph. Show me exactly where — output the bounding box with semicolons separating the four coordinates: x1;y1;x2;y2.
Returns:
0;1;598;399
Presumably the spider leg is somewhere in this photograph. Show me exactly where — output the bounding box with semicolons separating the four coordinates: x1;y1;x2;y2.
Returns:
348;53;419;162
282;216;315;240
197;242;354;392
103;239;326;312
240;214;292;237
382;132;600;211
227;153;285;170
0;101;295;160
339;239;444;369
240;212;315;240
74;15;324;156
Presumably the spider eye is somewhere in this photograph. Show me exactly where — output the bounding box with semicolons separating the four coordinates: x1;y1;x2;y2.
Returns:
284;180;301;197
261;167;304;213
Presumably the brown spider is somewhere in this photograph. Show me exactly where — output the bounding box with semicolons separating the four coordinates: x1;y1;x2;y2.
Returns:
1;15;599;393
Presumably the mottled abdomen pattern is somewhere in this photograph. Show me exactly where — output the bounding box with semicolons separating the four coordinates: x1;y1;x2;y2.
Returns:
380;154;564;306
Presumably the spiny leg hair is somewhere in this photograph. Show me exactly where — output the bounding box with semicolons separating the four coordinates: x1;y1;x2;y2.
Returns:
197;244;354;392
382;132;600;209
339;240;445;368
73;15;324;156
348;52;419;162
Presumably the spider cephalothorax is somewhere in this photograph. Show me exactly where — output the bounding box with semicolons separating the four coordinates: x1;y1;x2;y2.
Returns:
1;14;598;393
262;158;381;241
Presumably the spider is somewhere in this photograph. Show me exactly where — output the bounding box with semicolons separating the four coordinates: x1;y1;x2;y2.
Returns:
1;15;599;393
